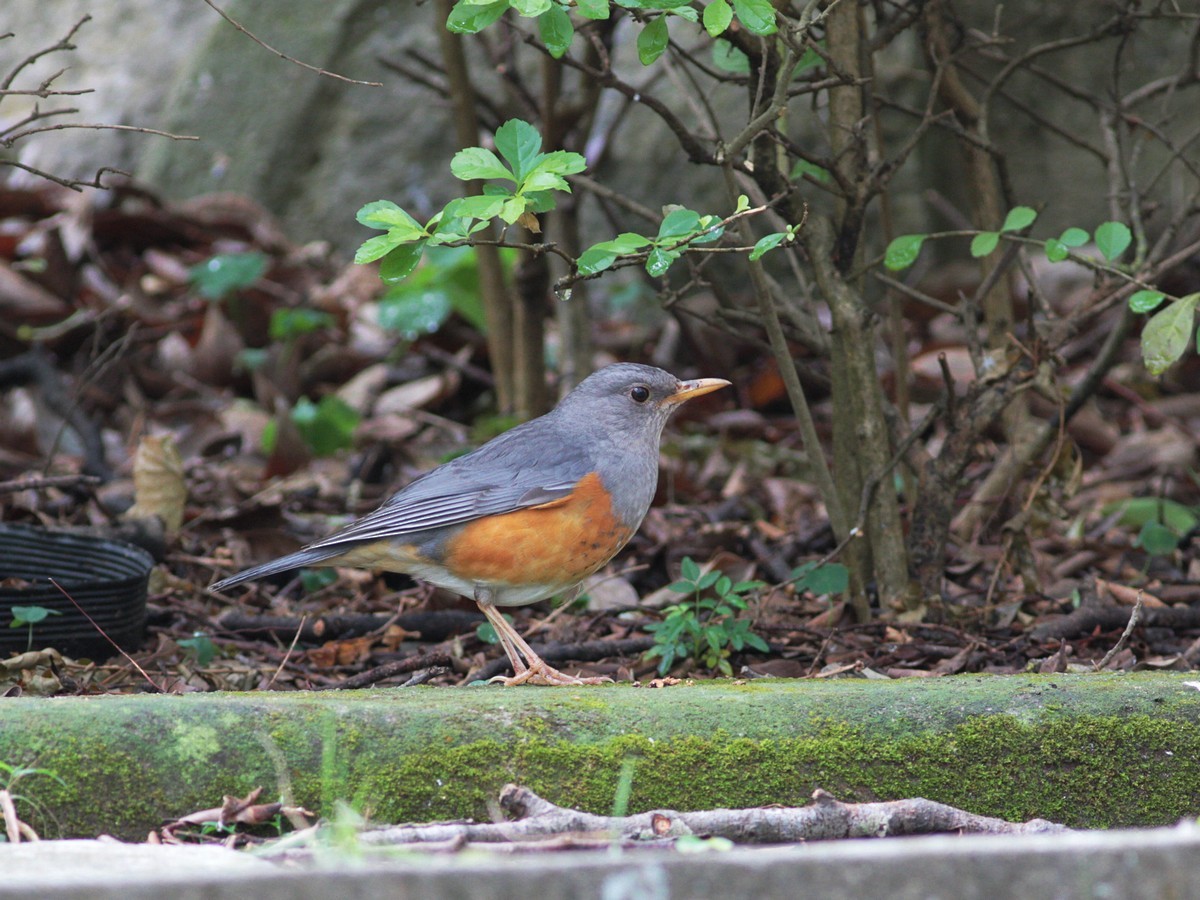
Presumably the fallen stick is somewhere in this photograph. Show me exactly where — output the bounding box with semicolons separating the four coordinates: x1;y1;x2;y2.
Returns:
358;784;1066;848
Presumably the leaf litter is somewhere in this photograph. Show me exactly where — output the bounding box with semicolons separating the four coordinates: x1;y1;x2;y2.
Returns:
0;180;1198;699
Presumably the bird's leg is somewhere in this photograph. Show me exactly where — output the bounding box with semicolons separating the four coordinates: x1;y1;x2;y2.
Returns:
474;587;610;686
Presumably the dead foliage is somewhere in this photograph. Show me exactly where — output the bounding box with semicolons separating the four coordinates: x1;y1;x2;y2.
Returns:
0;180;1198;695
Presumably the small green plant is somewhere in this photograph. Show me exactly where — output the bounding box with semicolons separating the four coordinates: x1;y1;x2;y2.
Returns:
8;605;62;652
178;631;217;667
0;760;67;841
187;251;268;300
884;207;1200;376
644;557;768;677
1105;496;1193;561
355;118;586;281
268;308;333;341
790;560;850;596
475;613;513;645
261;394;360;458
377;245;491;340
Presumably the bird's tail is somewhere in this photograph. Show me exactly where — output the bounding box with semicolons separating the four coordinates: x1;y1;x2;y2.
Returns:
210;546;344;592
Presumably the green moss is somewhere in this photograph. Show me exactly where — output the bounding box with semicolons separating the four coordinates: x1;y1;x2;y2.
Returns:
4;675;1200;837
169;722;221;768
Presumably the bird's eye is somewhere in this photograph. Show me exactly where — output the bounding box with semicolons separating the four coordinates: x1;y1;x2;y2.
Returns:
630;385;651;403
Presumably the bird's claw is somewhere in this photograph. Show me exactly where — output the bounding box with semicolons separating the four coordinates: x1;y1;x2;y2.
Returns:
488;664;612;686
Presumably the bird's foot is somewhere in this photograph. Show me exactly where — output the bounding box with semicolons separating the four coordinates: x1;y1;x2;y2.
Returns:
489;662;612;686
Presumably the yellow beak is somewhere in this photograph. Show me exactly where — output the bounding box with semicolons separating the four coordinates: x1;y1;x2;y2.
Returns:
667;377;731;405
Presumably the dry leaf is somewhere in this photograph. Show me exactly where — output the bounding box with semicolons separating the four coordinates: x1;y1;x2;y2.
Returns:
125;434;187;532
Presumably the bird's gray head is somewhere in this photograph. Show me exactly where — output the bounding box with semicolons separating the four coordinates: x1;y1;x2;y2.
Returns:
554;363;730;445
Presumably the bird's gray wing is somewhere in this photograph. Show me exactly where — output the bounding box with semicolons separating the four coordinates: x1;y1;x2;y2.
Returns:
210;418;594;592
301;420;593;550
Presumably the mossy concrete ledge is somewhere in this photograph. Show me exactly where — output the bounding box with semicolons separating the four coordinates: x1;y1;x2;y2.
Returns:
2;673;1199;839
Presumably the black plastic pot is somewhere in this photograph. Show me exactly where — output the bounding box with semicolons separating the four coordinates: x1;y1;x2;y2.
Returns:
0;524;153;658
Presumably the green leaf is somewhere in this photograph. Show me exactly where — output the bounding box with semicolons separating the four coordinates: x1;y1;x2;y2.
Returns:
450;147;514;182
883;234;925;270
269;308;333;341
1137;521;1179;557
680;557;700;582
178;633;216;667
522;152;586;191
531;149;587;177
499;196;527;224
1095;221;1132;261
1141;292;1200;375
1044;238;1069;263
449;194;508;221
10;606;58;626
511;0;552;15
495;119;544;182
1129;290;1166;314
703;0;732;35
794;44;823;73
356;200;421;231
712;39;749;74
538;5;574;58
576;0;609;18
670;6;698;22
379;241;427;284
691;216;724;244
637;16;669;65
260;418;277;454
731;580;766;594
1059;227;1089;247
790;158;830;183
577;247;620;276
970;231;1000;258
1000;206;1037;232
446;0;508;33
577;233;651;275
188;252;268;300
378;285;453;339
605;232;653;253
750;232;787;261
715;575;732;596
354;234;399;265
645;247;679;277
300;569;338;592
792;562;849;595
658;207;702;240
1105;497;1199;535
291;396;360;456
732;0;776;34
745;633;770;653
698;571;721;590
475;615;512;644
667;580;693;594
710;38;748;75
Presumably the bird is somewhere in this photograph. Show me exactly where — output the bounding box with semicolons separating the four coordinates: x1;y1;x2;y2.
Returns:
211;363;730;685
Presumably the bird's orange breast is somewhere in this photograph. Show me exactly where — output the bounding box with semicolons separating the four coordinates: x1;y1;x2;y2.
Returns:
442;471;634;588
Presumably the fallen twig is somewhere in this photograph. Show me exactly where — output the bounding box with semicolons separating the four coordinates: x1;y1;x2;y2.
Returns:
472;637;655;682
357;784;1066;848
330;652;452;690
1094;592;1145;671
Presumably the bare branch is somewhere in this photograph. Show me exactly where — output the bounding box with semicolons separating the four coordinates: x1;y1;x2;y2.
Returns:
200;0;383;87
0;15;90;92
354;785;1066;849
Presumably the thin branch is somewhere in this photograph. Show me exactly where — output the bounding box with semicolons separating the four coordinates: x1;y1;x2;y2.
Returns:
200;0;383;87
1094;593;1144;671
2;121;197;146
0;15;90;92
